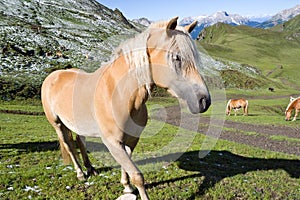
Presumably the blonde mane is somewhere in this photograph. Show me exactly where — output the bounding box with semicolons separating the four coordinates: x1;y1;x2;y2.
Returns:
112;30;151;94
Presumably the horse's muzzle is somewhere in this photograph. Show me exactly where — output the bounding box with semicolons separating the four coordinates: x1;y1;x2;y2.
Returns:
187;94;211;114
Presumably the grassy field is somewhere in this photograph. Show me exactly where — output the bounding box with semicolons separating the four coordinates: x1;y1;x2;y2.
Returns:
0;92;299;200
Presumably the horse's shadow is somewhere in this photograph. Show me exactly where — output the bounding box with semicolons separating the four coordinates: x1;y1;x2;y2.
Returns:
0;141;108;153
138;150;299;198
0;141;59;152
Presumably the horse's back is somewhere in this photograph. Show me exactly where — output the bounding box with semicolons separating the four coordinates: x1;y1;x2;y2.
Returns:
230;98;247;108
294;98;300;109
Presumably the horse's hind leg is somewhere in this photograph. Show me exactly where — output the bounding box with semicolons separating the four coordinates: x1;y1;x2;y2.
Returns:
243;106;248;116
54;121;86;181
76;135;98;177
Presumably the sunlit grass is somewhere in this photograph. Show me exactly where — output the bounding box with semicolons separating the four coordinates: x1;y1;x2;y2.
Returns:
0;98;299;199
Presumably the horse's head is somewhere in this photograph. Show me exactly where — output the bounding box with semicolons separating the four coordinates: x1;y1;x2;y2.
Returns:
285;110;292;121
147;17;211;114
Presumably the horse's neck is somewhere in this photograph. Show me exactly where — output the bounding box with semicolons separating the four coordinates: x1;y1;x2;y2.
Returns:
287;98;300;111
97;59;149;111
226;100;232;109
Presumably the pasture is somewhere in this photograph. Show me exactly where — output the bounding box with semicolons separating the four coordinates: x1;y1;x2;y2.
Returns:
0;92;299;199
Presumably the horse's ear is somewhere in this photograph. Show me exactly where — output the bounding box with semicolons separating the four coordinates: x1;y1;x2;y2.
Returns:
184;20;198;33
166;17;178;31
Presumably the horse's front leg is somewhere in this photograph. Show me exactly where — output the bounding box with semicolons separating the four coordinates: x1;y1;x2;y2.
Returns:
104;137;149;200
121;145;134;193
292;109;299;121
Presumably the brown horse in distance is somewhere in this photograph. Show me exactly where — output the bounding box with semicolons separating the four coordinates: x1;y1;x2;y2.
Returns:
226;98;248;116
285;96;300;121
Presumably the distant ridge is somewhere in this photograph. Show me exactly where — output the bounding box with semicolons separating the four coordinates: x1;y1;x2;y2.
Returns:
180;4;300;39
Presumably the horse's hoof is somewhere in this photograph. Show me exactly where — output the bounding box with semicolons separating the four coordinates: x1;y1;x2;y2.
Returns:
116;194;137;200
87;167;98;177
123;186;134;194
77;174;87;182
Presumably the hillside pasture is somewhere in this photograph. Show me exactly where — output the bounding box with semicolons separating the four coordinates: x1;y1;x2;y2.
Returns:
0;96;299;199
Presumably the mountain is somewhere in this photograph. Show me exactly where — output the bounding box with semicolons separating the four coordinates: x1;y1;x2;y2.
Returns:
258;4;300;28
180;11;253;39
132;17;152;26
0;0;138;99
197;16;300;89
271;15;300;41
180;5;300;39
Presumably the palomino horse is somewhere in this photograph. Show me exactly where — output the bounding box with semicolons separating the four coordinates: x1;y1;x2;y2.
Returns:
226;98;248;116
285;96;300;121
41;17;211;199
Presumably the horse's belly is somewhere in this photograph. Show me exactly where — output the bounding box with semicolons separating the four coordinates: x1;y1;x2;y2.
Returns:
60;116;102;138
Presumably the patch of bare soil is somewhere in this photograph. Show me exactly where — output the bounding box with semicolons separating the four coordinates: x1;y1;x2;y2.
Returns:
152;105;300;155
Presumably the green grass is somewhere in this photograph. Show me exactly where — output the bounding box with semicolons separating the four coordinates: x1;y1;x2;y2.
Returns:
0;97;299;199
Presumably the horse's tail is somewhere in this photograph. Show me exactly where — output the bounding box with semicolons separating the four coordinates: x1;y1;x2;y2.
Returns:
244;100;249;116
226;99;231;115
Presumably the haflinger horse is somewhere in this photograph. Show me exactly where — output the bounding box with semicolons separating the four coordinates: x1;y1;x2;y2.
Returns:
285;96;300;121
226;98;248;116
41;17;211;200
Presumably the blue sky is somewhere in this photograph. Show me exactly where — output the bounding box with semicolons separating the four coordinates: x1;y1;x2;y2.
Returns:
97;0;300;21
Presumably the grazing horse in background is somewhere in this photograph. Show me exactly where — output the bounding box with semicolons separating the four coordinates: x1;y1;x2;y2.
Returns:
41;17;210;200
285;96;300;121
226;98;248;116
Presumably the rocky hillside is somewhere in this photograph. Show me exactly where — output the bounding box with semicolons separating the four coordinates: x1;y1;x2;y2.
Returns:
0;0;140;100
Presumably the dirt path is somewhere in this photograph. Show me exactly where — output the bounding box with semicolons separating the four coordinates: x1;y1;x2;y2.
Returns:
152;105;300;156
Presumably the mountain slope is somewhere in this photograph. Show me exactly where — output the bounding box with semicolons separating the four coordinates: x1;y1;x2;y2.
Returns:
271;14;300;41
198;18;300;89
0;0;139;99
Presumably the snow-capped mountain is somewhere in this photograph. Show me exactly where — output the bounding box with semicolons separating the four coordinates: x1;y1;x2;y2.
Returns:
180;4;300;39
132;17;152;26
258;4;300;28
181;11;249;26
180;11;250;39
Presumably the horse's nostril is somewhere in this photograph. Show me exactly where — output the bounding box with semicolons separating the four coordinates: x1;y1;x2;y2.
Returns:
201;98;206;109
199;96;211;113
